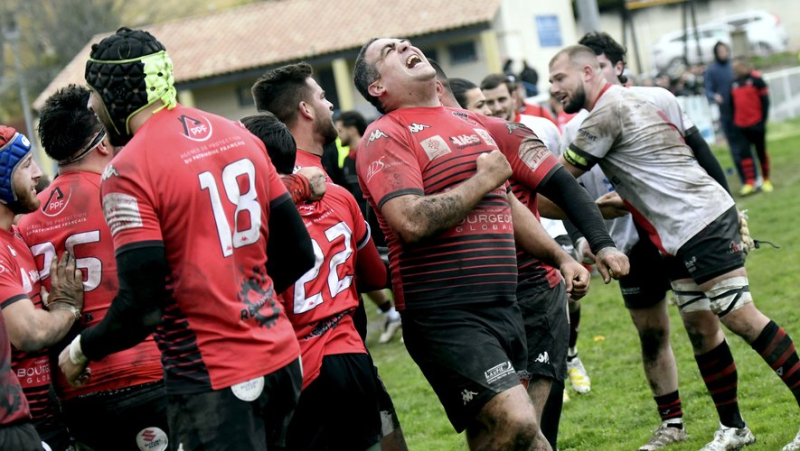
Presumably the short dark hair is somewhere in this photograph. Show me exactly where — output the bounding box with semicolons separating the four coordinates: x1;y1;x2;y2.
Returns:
579;31;627;67
241;112;297;174
251;63;313;127
449;78;479;109
336;111;367;137
38;84;102;162
480;73;512;92
353;38;384;114
429;59;451;91
549;45;600;70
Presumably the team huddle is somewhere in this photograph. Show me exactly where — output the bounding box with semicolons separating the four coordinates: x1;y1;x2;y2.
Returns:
0;25;797;451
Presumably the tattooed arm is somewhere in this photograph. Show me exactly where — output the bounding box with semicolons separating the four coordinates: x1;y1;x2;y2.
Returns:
380;150;512;243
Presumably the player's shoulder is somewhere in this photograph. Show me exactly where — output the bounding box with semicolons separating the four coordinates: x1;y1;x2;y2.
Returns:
324;184;361;213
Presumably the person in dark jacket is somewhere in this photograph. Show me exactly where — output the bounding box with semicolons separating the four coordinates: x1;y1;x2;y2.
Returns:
705;42;757;195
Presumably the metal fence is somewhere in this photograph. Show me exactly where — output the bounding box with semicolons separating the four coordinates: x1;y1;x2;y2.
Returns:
765;66;800;122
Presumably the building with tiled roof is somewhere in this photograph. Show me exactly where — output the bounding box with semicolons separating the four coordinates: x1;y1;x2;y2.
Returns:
36;0;578;120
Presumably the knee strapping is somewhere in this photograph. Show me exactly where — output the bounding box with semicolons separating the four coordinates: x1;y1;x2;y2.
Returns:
704;277;752;317
671;281;710;313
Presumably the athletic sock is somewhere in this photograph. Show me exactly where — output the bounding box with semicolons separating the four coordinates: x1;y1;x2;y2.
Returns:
695;340;745;429
741;157;756;185
654;390;683;426
750;320;800;408
569;306;581;350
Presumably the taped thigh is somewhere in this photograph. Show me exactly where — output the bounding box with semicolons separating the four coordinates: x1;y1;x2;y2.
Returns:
671;280;710;313
704;276;753;317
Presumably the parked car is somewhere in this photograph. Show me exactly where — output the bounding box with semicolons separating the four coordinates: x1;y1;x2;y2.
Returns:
707;10;788;55
651;23;733;72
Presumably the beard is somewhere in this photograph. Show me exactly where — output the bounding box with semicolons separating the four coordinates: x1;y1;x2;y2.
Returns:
563;84;587;114
316;115;339;147
9;183;40;214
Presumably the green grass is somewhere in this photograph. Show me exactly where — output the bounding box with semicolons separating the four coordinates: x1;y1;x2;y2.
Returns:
365;118;800;450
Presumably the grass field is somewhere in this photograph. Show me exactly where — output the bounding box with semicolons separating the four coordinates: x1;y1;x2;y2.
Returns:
365;118;800;450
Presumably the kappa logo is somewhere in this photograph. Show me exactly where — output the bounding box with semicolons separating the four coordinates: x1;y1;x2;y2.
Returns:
368;129;389;144
420;135;451;161
178;114;213;142
408;123;430;134
101;164;119;182
449;134;481;148
461;389;478;405
484;361;515;385
366;156;385;182
535;352;550;364
42;187;72;217
474;128;496;146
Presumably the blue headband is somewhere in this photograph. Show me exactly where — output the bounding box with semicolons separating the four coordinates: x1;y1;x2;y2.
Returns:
0;132;33;204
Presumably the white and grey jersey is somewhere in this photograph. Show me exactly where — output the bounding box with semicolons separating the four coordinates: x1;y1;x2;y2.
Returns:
560;110;637;254
563;85;734;256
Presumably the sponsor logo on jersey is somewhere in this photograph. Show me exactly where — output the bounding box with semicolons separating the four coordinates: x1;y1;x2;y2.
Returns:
366;156;385;182
474;128;496;146
42;187;71;218
449;134;481;149
178;114;214;142
101;164;119;181
484;361;515;384
136;427;168;451
577;128;597;142
519;141;551;172
451;110;478;125
461;389;478;405
420;135;451;161
408;123;430;134
103;193;144;235
368;129;389;145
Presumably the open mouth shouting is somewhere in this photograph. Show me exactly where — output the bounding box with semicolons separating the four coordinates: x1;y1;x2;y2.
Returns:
406;54;422;69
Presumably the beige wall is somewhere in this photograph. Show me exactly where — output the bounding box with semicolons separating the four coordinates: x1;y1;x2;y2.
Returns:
192;82;258;121
495;0;579;92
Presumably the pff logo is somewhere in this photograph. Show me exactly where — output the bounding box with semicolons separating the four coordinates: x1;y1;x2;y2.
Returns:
178;114;213;142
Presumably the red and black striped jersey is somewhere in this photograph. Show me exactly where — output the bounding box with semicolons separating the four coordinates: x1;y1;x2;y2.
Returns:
357;107;558;310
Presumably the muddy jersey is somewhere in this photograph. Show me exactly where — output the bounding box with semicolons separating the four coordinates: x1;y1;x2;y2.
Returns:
356;107;530;311
0;228;58;431
100;104;300;395
559;87;698;254
18;171;163;400
280;184;370;388
563;85;734;255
